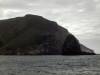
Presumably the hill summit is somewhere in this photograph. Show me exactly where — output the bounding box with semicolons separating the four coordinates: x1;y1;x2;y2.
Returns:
0;14;95;55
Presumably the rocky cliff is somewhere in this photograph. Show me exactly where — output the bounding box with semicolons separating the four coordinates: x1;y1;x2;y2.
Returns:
0;14;95;55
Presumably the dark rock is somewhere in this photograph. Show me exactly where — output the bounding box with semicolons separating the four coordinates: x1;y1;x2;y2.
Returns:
62;34;82;55
62;34;95;55
0;14;95;55
80;44;95;55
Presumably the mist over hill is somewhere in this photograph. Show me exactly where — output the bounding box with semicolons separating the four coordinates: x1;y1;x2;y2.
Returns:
0;14;95;55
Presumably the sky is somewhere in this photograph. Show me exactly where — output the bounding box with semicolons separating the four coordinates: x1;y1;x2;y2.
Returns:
0;0;100;53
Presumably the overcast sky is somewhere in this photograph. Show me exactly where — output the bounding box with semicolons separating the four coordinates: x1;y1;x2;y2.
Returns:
0;0;100;53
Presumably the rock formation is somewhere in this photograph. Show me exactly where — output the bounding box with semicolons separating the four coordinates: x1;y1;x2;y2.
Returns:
0;14;95;55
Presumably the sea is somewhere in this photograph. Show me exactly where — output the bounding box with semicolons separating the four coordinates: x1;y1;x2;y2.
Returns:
0;55;99;75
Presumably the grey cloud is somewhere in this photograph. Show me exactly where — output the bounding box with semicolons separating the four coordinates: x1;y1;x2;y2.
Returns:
0;0;98;12
0;0;100;53
0;8;4;18
0;0;30;9
80;39;100;53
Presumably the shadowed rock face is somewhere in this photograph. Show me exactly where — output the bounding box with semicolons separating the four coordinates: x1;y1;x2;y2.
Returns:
62;34;95;55
0;14;95;55
62;34;81;55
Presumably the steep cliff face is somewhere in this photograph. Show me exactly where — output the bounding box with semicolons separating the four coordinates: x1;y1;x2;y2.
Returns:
62;34;81;55
0;14;95;55
62;34;95;55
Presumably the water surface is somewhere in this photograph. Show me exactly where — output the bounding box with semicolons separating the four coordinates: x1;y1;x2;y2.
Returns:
0;55;99;75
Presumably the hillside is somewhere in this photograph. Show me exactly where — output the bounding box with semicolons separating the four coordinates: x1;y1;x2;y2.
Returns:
0;14;95;55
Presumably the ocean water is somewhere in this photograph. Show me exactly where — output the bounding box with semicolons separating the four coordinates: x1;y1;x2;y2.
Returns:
0;55;99;75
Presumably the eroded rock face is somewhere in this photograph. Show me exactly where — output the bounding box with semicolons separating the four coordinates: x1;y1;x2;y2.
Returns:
62;34;81;55
0;14;95;55
62;34;95;55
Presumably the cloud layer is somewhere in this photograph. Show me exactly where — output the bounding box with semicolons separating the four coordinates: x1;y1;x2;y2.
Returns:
0;0;100;53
